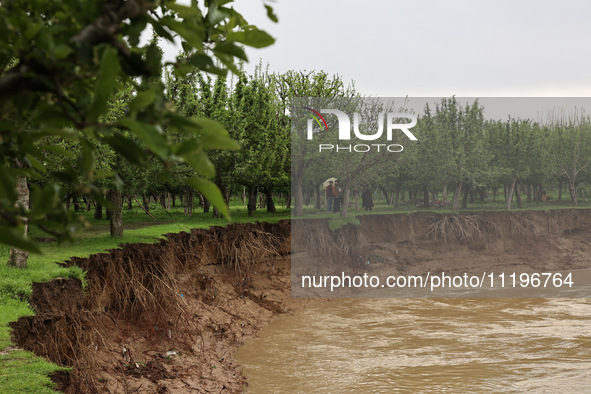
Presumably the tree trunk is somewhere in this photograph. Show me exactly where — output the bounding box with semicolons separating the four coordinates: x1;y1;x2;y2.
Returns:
314;182;322;210
515;182;523;208
247;187;257;216
442;184;448;202
294;171;304;216
423;187;430;209
183;188;194;217
526;184;532;202
264;189;276;213
107;189;123;237
461;184;469;209
378;185;391;205
506;178;516;210
394;184;401;208
259;193;266;209
7;175;30;268
558;178;563;201
128;196;132;210
166;193;172;210
142;193;150;213
341;179;352;218
94;201;103;220
568;179;578;206
451;181;462;211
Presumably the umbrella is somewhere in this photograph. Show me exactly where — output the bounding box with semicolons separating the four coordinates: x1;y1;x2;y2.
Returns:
323;177;337;187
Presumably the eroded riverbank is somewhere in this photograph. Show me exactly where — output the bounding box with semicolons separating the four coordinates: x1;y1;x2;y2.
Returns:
8;210;591;392
10;221;316;393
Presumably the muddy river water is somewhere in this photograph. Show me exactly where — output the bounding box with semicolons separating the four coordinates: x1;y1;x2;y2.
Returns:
237;298;591;393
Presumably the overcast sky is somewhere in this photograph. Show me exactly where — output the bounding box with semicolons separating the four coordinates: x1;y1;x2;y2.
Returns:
234;0;591;97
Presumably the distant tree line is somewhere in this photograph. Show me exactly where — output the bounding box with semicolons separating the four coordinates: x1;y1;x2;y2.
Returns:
294;96;591;217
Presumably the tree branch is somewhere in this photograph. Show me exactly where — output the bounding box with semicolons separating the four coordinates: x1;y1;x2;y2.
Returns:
0;0;151;102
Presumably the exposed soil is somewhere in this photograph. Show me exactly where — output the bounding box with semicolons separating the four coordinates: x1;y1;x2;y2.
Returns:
291;209;591;297
9;210;591;392
10;220;319;393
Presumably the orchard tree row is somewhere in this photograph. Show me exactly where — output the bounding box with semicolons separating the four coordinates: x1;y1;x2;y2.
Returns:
294;96;591;217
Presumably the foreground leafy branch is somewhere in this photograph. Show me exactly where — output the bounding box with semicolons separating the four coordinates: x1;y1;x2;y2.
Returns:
0;0;276;260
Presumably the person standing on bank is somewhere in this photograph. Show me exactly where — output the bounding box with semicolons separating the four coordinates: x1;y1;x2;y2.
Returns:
362;184;374;211
333;180;344;213
332;180;340;213
326;180;334;212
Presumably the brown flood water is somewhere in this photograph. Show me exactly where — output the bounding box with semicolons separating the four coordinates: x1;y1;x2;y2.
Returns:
237;298;591;393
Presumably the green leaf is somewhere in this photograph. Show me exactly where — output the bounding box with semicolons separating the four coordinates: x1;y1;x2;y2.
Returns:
227;29;275;48
168;3;203;18
214;42;248;61
168;115;240;149
0;166;17;201
94;170;113;180
36;109;72;127
78;139;96;178
53;44;72;59
186;176;229;218
173;138;202;156
187;53;227;76
184;152;215;178
189;117;231;137
129;89;156;113
207;4;229;26
213;53;240;76
118;118;168;159
89;46;121;121
125;17;148;46
146;43;162;75
0;226;42;254
161;18;205;50
265;5;279;23
147;17;175;42
25;155;47;174
39;144;76;158
102;134;149;166
200;132;241;150
29;184;61;214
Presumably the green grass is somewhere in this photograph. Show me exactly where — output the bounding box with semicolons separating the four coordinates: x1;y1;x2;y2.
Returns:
300;195;591;217
0;202;290;393
296;193;591;230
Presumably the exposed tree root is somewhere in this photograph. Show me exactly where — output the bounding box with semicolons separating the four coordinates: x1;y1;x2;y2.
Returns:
427;214;500;243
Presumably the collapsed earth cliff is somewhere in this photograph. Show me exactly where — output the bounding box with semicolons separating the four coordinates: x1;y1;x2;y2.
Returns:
10;221;311;393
